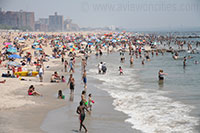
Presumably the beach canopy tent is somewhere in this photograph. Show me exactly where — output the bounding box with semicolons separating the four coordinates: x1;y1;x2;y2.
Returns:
7;47;17;53
6;61;21;67
8;54;21;59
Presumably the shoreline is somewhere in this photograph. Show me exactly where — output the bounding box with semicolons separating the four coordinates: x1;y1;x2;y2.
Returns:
40;56;139;133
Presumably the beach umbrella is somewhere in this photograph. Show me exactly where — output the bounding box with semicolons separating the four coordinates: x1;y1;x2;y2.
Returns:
70;48;75;52
96;39;101;43
55;44;61;47
6;61;21;67
7;47;17;53
112;39;117;43
18;38;25;43
33;42;39;46
22;47;30;51
88;43;93;46
4;42;12;45
5;44;13;48
39;37;44;40
8;54;21;59
81;41;88;45
35;48;43;51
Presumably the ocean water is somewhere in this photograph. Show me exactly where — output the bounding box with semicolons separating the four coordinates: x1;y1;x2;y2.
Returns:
88;49;200;133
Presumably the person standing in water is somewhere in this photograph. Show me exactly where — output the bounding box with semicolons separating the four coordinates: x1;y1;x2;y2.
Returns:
76;101;89;133
119;66;123;75
183;56;187;66
82;70;87;89
67;74;75;94
88;93;94;111
81;90;87;105
158;69;167;80
130;56;134;66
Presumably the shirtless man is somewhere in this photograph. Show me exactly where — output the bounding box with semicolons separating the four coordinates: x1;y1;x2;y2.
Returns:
76;101;89;133
82;59;87;72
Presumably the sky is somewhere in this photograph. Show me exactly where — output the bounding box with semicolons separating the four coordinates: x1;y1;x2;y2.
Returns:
0;0;200;30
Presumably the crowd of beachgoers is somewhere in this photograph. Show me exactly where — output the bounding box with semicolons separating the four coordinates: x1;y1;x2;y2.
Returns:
0;31;199;132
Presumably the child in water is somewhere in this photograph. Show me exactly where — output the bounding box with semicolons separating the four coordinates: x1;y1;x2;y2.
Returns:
58;90;65;99
119;66;123;75
88;93;94;111
61;76;66;82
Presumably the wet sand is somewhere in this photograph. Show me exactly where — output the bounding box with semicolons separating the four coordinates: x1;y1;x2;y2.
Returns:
41;58;140;133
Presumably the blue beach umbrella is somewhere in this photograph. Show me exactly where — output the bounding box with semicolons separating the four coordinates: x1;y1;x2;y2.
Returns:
7;61;21;67
35;48;43;51
112;39;117;43
7;47;17;53
88;43;93;46
8;54;21;59
33;42;39;46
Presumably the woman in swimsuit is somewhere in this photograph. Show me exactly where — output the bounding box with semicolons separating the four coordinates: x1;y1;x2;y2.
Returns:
28;85;41;96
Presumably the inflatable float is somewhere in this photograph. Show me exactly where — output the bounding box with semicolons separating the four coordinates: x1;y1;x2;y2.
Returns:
15;71;38;77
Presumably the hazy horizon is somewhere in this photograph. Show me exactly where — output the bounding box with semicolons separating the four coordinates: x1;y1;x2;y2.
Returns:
1;0;200;30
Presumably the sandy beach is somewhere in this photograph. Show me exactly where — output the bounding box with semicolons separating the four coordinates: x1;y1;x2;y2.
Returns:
0;31;200;133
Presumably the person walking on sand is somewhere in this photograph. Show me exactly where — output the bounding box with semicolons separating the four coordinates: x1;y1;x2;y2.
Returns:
69;58;74;73
39;65;43;82
64;60;68;72
76;101;89;133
